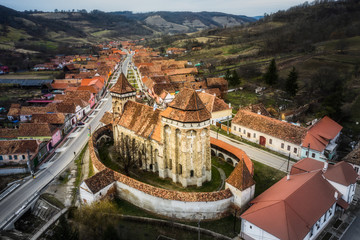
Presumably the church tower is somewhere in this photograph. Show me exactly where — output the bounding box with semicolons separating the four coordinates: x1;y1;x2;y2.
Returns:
109;73;136;118
160;88;211;187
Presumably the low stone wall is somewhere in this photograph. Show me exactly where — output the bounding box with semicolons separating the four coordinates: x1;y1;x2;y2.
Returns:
0;167;29;175
89;125;233;220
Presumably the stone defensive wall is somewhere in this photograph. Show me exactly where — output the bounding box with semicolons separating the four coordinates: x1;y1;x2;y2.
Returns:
89;125;233;220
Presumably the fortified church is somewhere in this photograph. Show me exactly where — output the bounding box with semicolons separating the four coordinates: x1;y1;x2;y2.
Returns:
110;73;212;187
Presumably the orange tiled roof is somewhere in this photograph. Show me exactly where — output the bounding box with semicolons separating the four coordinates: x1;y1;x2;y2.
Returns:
198;92;231;113
84;168;115;193
241;170;341;240
302;116;342;152
232;110;307;145
19;123;53;137
0;140;39;154
31;113;65;125
115;101;162;142
242;103;271;117
161;88;211;123
110;73;136;95
100;112;113;125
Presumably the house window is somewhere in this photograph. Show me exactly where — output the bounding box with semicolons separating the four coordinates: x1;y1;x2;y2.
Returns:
247;132;251;138
243;129;246;134
249;225;252;229
354;167;359;173
324;213;327;223
269;139;272;144
281;143;284;149
234;126;236;131
0;156;2;160
329;209;332;216
190;170;194;177
287;145;291;151
238;128;241;132
312;153;316;158
14;155;17;160
294;148;297;154
253;133;256;138
22;155;26;159
9;155;12;160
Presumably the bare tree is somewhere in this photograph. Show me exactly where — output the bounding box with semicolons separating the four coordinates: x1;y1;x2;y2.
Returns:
115;135;141;176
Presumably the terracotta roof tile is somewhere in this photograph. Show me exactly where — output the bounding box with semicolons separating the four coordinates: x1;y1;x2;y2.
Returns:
100;112;113;125
0;140;39;154
19;123;53;137
198;92;230;113
84;169;115;194
115;101;162;142
232;110;307;145
324;161;358;186
161;88;211;123
31;113;65;125
110;73;136;95
242;103;271;117
302;116;342;152
241;171;341;240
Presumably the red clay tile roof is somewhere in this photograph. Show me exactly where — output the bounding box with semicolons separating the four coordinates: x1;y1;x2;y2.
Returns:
115;101;162;142
84;168;115;194
0;140;39;154
302;116;342;152
226;159;255;190
291;158;357;186
31;113;65;125
210;137;254;175
77;85;99;94
100;112;113;125
198;92;231;113
161;88;211;123
152;83;175;95
241;171;340;240
290;158;325;175
343;144;360;165
0;128;19;138
324;161;358;186
19;123;52;137
204;88;222;98
232;110;307;145
110;73;136;94
242;103;271;117
7;105;21;116
206;77;228;87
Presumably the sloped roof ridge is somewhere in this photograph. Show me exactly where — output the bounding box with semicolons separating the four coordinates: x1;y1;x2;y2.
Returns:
242;200;281;216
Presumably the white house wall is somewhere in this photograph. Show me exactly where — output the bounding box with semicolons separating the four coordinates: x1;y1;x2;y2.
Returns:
116;181;233;220
241;219;280;240
80;182;115;205
232;123;302;159
226;183;255;209
326;180;355;203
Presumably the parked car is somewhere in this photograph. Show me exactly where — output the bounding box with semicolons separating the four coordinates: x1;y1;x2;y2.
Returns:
77;122;85;126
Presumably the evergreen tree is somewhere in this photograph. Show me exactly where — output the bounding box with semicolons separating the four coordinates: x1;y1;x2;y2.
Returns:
225;69;232;82
230;70;241;86
264;59;278;85
285;67;298;96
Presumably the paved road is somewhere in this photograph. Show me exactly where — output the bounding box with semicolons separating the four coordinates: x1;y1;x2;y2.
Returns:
210;131;293;173
0;93;112;229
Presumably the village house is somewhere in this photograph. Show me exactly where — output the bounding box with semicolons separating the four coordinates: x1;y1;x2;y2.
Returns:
0;140;39;165
231;110;342;161
198;92;232;125
343;143;360;175
240;159;357;240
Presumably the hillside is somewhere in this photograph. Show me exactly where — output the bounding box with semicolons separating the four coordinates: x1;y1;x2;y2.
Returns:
147;0;360;137
112;11;255;34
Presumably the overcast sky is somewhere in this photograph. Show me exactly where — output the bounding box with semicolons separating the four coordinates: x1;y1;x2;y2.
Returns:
1;0;307;16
